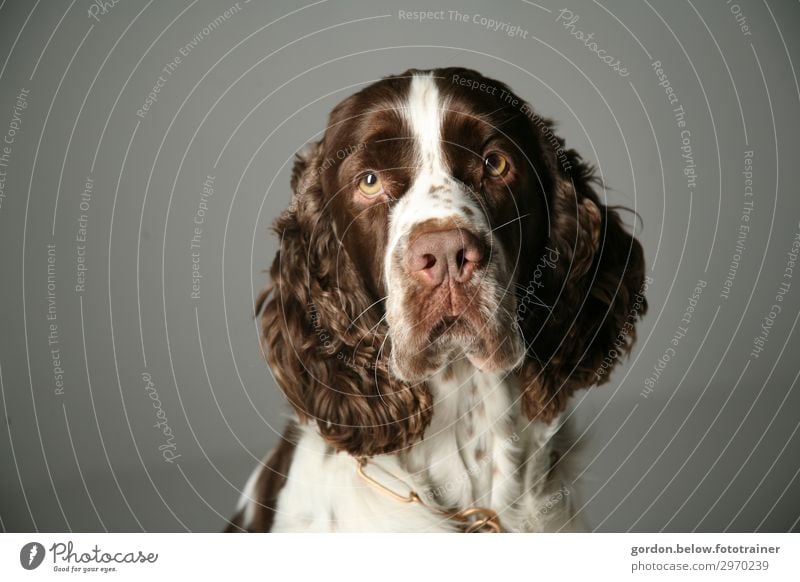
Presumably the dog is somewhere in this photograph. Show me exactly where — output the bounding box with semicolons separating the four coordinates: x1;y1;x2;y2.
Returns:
225;67;647;532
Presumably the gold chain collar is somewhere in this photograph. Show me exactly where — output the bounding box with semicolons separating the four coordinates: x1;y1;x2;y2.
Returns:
356;457;503;533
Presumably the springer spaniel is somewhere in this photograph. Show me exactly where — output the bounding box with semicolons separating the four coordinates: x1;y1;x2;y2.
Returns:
226;68;647;533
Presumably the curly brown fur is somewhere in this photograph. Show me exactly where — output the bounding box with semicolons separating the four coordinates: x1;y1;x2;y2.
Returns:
517;145;648;422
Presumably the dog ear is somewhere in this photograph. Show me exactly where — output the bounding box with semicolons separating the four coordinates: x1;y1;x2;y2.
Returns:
517;146;648;422
257;141;432;457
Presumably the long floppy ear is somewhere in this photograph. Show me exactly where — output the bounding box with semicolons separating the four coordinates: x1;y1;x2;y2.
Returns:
518;144;648;423
256;142;432;457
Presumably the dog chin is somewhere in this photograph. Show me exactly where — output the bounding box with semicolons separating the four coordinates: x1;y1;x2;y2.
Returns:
388;325;526;383
465;344;526;375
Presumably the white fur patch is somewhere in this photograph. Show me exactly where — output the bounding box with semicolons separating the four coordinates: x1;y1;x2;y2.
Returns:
407;73;446;173
386;74;486;260
270;424;457;532
265;365;576;532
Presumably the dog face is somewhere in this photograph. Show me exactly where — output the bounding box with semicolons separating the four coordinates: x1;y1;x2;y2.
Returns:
319;71;551;383
258;68;647;455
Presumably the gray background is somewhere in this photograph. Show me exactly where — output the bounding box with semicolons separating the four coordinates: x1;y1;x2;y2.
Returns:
1;0;799;532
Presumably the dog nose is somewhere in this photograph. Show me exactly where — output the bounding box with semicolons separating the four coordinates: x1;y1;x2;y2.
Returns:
405;228;485;286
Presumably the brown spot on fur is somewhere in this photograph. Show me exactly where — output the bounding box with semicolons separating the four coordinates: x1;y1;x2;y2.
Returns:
224;423;299;532
461;205;474;216
441;365;456;382
546;449;562;481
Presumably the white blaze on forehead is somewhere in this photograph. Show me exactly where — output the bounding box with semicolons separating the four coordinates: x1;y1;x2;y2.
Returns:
389;75;456;248
406;73;446;173
385;73;487;264
382;73;518;378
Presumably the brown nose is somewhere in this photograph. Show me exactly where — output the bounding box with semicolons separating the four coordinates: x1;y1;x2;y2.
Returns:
405;228;485;286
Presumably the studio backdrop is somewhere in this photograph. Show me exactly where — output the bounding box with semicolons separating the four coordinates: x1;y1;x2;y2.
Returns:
0;0;798;532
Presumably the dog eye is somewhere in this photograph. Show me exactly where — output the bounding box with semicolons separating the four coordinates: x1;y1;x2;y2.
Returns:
358;172;384;196
484;153;509;177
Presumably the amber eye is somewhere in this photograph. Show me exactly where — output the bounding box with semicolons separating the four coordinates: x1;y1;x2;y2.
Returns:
484;153;509;177
358;172;383;196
